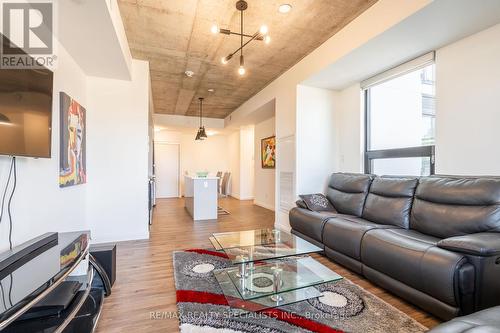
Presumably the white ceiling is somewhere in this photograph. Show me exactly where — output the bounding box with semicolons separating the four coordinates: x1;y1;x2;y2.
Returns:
303;0;500;90
58;0;131;80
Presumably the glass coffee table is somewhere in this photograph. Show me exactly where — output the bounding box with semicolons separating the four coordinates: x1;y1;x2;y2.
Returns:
210;228;342;311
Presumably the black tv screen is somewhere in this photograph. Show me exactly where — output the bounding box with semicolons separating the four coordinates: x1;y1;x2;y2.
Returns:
0;68;53;158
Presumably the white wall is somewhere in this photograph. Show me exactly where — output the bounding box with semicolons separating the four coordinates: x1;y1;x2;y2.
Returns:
336;84;364;173
154;130;183;143
435;23;500;175
239;126;255;200
254;117;275;210
334;23;500;177
228;131;240;198
296;86;338;195
154;130;230;195
0;2;152;251
148;84;155;176
154;114;225;130
86;60;150;243
0;43;88;253
0;48;151;250
179;134;229;175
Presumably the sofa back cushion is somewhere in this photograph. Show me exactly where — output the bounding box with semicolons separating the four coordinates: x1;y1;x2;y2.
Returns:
362;177;418;228
411;177;500;238
326;173;374;217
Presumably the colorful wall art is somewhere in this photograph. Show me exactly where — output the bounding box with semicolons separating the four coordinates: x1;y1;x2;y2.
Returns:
59;92;86;187
261;136;276;169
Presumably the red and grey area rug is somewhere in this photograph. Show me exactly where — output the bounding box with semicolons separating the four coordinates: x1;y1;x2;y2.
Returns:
173;249;427;333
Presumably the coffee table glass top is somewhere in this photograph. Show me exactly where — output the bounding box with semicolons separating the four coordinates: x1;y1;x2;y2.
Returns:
212;229;293;249
213;256;343;310
211;229;322;264
214;272;322;313
227;257;341;300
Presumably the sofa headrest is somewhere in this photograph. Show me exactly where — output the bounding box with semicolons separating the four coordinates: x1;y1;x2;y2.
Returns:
328;173;374;193
411;176;500;238
370;177;419;198
326;173;374;217
362;177;419;228
416;177;500;205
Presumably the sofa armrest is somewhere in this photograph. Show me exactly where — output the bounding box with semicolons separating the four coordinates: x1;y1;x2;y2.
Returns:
295;199;308;209
438;233;500;256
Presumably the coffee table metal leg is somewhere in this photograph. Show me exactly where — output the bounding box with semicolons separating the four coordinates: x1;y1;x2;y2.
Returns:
247;248;254;272
270;267;284;303
236;258;249;278
240;271;247;291
272;229;281;243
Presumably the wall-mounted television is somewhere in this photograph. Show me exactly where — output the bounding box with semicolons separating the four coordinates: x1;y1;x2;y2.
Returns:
0;62;53;158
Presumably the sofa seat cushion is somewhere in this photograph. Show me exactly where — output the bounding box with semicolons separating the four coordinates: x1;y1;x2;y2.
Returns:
289;207;337;244
361;229;471;306
323;216;397;260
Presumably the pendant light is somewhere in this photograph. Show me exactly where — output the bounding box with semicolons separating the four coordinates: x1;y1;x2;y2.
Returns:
195;97;207;141
0;113;11;125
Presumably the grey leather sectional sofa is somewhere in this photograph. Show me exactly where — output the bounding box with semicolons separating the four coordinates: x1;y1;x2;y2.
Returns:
428;306;500;332
289;173;500;320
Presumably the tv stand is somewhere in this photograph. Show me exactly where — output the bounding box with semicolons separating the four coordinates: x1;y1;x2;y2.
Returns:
0;232;104;332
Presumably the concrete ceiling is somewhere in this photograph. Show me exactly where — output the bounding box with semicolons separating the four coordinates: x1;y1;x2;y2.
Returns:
118;0;377;118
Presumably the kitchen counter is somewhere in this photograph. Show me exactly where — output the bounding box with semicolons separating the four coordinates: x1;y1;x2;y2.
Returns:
184;176;218;221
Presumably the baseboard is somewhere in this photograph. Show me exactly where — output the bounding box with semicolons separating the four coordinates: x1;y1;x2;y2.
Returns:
253;200;275;211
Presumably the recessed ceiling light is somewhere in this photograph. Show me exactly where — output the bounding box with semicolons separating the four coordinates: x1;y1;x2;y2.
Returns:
185;70;194;77
278;4;292;13
208;88;215;93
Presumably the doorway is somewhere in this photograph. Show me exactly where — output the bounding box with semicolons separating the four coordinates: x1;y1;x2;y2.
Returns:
155;142;180;198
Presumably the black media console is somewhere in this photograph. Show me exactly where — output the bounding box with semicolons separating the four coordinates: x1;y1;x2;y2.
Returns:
0;231;111;332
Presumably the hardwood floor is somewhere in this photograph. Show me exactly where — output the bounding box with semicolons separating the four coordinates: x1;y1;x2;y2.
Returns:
95;197;441;332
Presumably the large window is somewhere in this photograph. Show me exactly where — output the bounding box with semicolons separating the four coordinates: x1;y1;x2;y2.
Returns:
363;53;436;176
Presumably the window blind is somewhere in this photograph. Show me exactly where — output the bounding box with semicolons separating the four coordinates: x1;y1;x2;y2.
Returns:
361;51;435;90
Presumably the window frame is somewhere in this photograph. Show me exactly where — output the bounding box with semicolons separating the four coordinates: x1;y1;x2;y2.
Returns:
363;88;436;175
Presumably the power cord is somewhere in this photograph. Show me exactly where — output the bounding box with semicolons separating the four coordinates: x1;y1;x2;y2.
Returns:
6;157;16;250
0;157;14;230
0;157;16;309
8;274;12;307
0;282;7;311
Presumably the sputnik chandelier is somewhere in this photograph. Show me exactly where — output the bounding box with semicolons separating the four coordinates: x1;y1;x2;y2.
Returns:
211;0;271;76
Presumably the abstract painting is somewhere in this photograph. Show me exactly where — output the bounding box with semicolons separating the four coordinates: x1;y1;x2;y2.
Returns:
59;92;86;187
261;136;276;169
